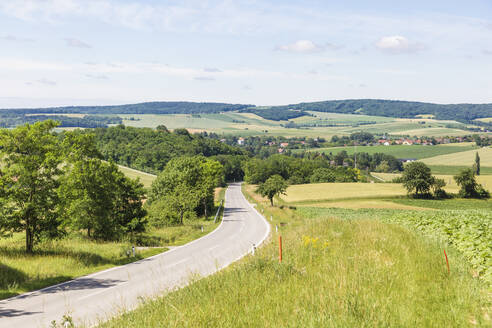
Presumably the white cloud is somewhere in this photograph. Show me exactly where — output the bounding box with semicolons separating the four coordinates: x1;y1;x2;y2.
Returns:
203;67;222;72
375;35;426;54
64;38;91;48
0;34;34;42
35;78;57;86
85;74;108;80
483;49;492;55
194;76;216;81
277;40;323;53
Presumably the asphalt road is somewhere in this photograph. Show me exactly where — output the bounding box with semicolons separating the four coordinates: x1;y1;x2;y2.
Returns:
0;183;270;327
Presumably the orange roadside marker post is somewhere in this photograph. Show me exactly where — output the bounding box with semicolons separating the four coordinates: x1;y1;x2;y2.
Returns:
279;235;283;263
444;249;450;274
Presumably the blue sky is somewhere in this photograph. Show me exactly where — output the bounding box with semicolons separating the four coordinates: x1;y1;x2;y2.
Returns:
0;0;491;107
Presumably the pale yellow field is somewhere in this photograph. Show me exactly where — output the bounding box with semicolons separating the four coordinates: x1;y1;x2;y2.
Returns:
421;147;492;167
117;165;157;188
439;142;476;147
476;117;492;123
371;172;492;192
281;183;407;203
297;199;426;210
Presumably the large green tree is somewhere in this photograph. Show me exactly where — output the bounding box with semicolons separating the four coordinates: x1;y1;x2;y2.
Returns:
59;159;146;240
198;159;224;218
256;175;288;206
148;157;203;225
0;121;63;253
454;168;490;199
402;162;435;197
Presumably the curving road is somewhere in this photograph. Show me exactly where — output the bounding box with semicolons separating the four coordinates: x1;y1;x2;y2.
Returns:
0;183;270;328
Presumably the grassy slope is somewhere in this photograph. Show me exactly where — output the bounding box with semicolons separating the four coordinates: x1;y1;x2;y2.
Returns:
98;185;490;328
117;164;156;189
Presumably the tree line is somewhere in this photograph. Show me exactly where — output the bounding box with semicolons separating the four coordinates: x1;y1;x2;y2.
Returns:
0;121;147;252
0;121;232;253
268;99;492;122
0;114;121;128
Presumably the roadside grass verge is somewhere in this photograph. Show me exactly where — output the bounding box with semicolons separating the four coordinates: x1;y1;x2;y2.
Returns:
0;187;225;300
0;235;164;299
98;185;491;328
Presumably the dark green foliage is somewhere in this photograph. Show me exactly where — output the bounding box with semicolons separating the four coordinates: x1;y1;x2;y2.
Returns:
58;160;147;240
242;155;360;185
350;131;375;143
309;168;335;183
0;114;121;128
0;121;148;251
241;108;307;121
93;125;243;174
454;169;490;199
2;101;251;115
269;99;492;122
474;152;480;176
147;157;223;226
256;175;288;206
0;121;63;252
402;162;436;198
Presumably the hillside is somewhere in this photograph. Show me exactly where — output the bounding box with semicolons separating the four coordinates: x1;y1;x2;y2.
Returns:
267;99;492;122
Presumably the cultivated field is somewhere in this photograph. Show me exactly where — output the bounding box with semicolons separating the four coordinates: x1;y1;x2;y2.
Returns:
422;147;492;167
302;144;478;159
372;172;492;190
280;182;407;203
110;112;490;138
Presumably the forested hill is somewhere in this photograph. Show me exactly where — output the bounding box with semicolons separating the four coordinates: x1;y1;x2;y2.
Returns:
266;99;492;122
92;125;245;174
1;101;252;115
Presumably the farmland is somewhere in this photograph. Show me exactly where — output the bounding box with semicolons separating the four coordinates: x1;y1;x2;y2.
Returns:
99;183;491;327
300;144;478;159
421;147;492;167
111;112;490;138
280;182;407;203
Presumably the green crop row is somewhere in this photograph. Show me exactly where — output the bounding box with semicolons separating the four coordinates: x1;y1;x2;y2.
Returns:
380;210;491;284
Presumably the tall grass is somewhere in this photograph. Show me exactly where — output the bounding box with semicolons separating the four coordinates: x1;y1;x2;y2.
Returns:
98;186;491;327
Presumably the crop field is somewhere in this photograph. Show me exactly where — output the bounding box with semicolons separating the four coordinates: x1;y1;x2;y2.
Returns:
302;144;478;159
110;112;487;138
280;182;407;203
422;147;492;167
426;165;492;175
372;172;492;192
99;185;491;328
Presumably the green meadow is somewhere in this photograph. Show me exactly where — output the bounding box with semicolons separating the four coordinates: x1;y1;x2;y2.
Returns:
98;183;491;328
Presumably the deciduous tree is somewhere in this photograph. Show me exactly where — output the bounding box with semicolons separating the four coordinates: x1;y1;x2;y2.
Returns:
256;175;288;206
0;121;62;253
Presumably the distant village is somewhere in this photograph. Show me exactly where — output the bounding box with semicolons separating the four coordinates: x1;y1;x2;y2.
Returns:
223;134;488;154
